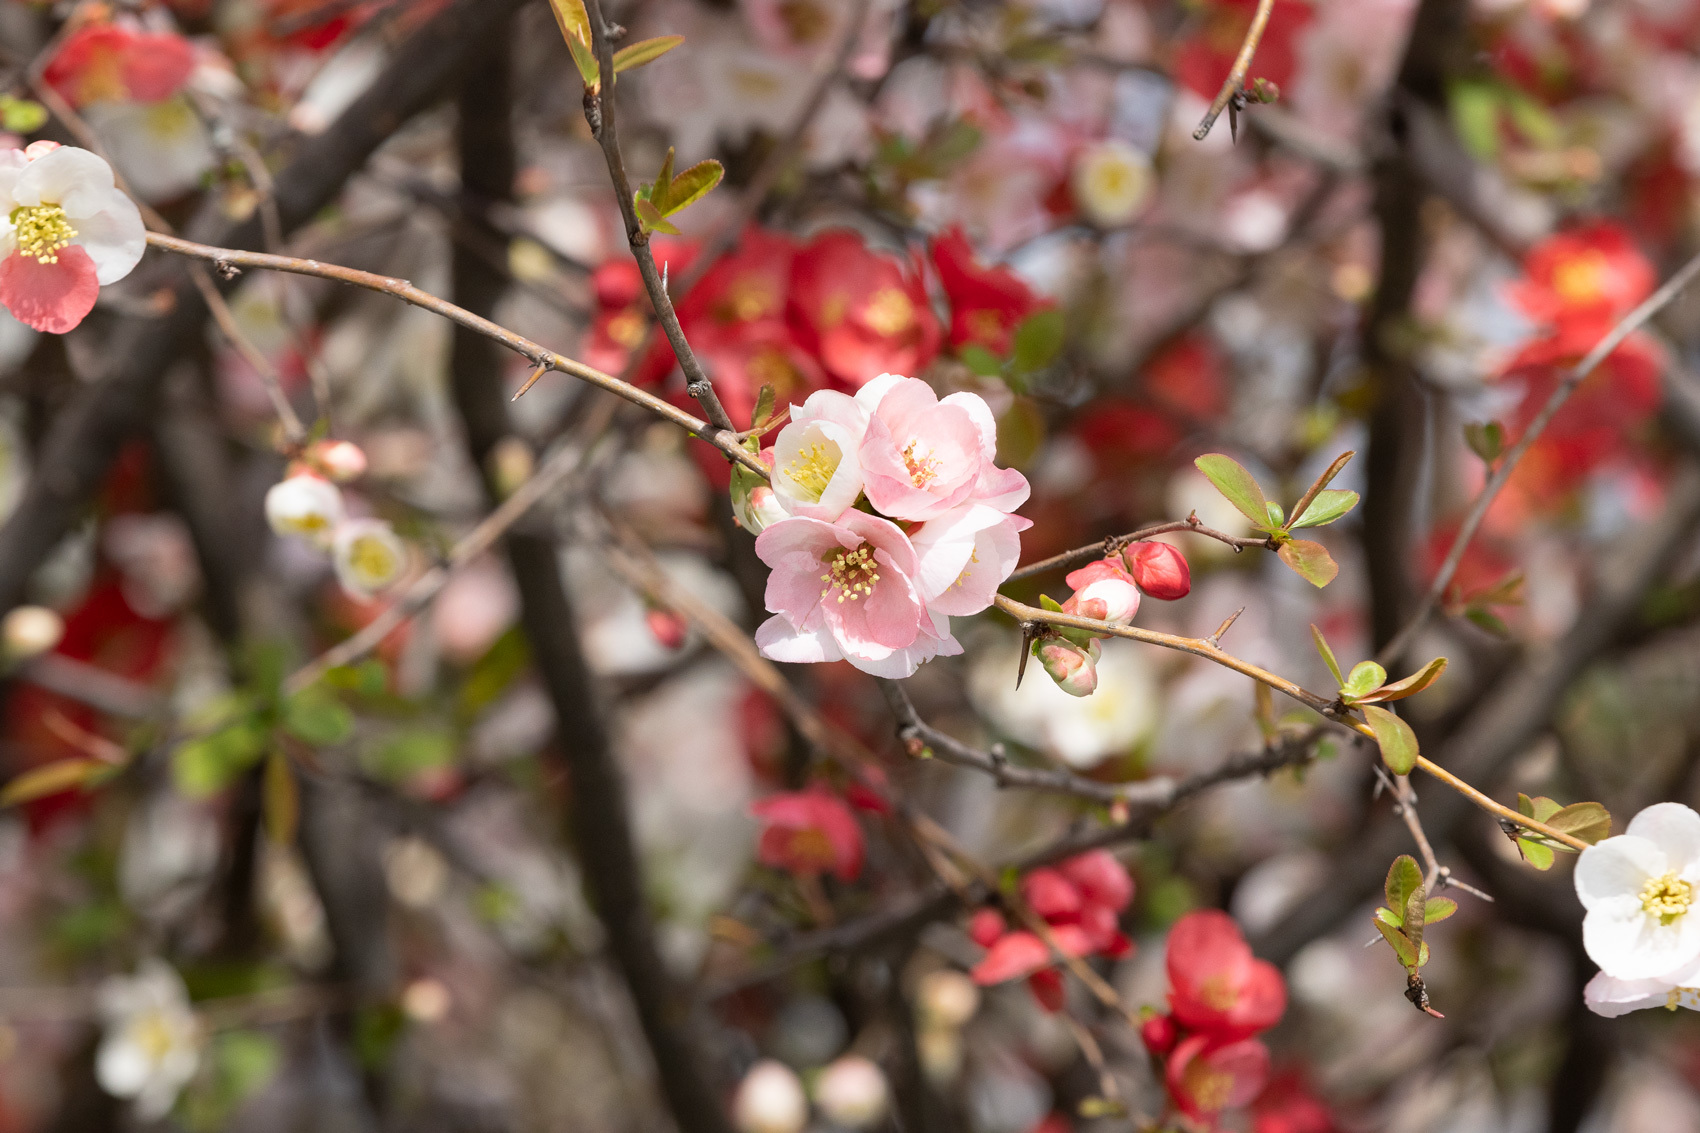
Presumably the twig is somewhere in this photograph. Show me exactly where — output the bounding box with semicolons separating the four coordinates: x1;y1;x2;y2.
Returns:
1006;515;1271;583
1191;0;1277;141
581;0;737;436
1378;246;1700;665
143;233;767;477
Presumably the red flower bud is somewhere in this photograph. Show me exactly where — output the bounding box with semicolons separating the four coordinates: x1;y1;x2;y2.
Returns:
967;908;1007;948
1123;541;1191;601
1141;1013;1178;1057
645;607;688;650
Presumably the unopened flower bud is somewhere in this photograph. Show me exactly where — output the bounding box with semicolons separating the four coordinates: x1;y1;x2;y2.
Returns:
23;140;60;161
1123;541;1191;601
645;606;688;650
815;1054;889;1129
731;452;784;535
333;518;407;600
2;605;63;660
1037;640;1098;697
916;969;981;1031
1062;559;1141;625
1249;77;1281;104
732;1060;807;1133
307;439;368;483
265;474;345;549
967;908;1006;948
1140;1012;1178;1057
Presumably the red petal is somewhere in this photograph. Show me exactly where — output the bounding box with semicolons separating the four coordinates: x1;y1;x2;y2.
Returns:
1021;868;1084;922
1058;849;1135;912
971;931;1050;985
0;246;100;334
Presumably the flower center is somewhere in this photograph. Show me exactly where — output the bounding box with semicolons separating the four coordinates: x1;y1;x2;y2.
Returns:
11;203;76;264
819;545;881;604
132;1010;177;1062
1642;871;1693;925
901;439;941;488
349;535;399;581
863;288;915;336
786;440;840;501
1553;250;1609;304
1181;1058;1233;1115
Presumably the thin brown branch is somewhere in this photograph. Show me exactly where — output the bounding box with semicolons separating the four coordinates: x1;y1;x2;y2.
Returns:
1006;515;1271;583
142;233;768;477
1191;0;1277;141
1378;246;1700;664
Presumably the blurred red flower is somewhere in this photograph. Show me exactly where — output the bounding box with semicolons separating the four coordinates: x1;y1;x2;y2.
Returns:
1172;0;1312;102
1505;222;1655;328
1252;1069;1341;1133
1166;910;1286;1042
788;230;941;388
45;24;195;108
1166;1033;1272;1123
750;789;864;882
930;226;1049;357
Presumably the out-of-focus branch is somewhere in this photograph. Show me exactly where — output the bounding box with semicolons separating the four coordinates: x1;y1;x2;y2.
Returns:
1191;0;1276;140
581;0;736;436
1377;245;1700;665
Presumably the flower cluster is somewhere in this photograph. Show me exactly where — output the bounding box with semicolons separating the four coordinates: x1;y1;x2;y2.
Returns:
1142;911;1287;1126
1035;542;1191;697
749;375;1030;678
0;143;145;333
1576;802;1700;1016
967;850;1134;1011
264;440;408;601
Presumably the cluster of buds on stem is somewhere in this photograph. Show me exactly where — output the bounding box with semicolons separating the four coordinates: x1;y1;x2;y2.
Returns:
1033;540;1190;697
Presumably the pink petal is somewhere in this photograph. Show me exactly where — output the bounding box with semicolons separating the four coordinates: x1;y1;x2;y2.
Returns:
0;245;98;333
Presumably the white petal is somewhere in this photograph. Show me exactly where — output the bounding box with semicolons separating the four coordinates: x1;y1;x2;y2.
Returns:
940;390;998;462
15;146;118;215
1628;803;1700;871
755;616;843;664
1584;902;1700;980
1583;971;1681;1017
1575;835;1663;909
95;1037;150;1097
853;372;906;413
72;200;147;285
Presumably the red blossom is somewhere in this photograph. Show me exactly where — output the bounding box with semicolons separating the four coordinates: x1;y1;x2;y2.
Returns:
1165;1033;1271;1122
44;25;195;108
930;226;1048;356
1141;1012;1179;1057
1166;910;1286;1042
1058;850;1135;912
1252;1070;1341;1133
787;230;941;388
1123;542;1191;601
750;789;864;882
1020;868;1083;921
1505;222;1655;328
968;908;1007;948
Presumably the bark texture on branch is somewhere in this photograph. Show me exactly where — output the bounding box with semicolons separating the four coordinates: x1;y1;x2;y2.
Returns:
447;33;734;1133
0;0;530;614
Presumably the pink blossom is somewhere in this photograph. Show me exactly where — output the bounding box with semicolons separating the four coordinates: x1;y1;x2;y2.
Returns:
770;389;868;521
909;504;1030;617
855;374;1027;520
0;144;145;333
1062;558;1142;624
750;789;864;881
754;512;960;678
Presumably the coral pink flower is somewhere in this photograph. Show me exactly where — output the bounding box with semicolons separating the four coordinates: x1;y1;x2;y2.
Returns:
0;144;145;333
855;374;1016;520
1124;542;1192;601
930;226;1049;357
1506;222;1654;328
770;389;869;521
968;908;1006;948
909;504;1029;617
1166;911;1287;1042
44;25;195;108
788;231;941;387
1166;1034;1271;1123
753;511;959;678
1059;850;1135;913
969;927;1091;985
750;789;864;881
1062;558;1142;624
1021;869;1083;922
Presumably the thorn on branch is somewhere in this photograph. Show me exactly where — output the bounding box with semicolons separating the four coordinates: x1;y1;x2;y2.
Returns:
1206;607;1244;648
214;259;241;280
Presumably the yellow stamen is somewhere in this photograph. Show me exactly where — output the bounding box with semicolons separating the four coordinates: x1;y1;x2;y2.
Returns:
11;203;76;264
819;545;882;603
785;440;840;501
902;439;941;488
1642;871;1693;925
863;287;915;336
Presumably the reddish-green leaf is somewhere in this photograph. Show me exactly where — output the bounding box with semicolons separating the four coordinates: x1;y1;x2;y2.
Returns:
613;35;684;73
1385;854;1423;915
1277;539;1338;588
634;195;681;235
1358;657;1448;704
1375;918;1419;970
661;158;723;215
1194;454;1271;529
1311;624;1344;687
1548;801;1612;845
1423;896;1458;924
1364;705;1419;775
548;0;600;85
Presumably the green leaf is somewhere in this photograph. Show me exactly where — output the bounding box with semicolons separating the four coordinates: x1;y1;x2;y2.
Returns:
548;0;599;85
1311;625;1344;687
1374;905;1404;929
1265;501;1285;529
959;343;1003;377
1519;793;1565;823
0;757;109;807
1194;454;1271;528
1448;78;1502;160
173;721;268;798
1277;539;1339;588
1505;88;1561;147
1364;705;1419;775
1342;661;1388;700
1291;489;1359;529
0;97;47;134
612;35;684;73
263;749;298;846
1516;837;1556;870
666;158;724;213
281;690;352;746
1375;917;1420;969
634;195;681;235
1423;896;1458;924
1465;606;1511;636
1357;657;1448;704
1548;801;1612;845
1403;883;1429;962
1011;308;1064;374
1040;594;1065;612
1385;854;1424;915
751;383;777;431
458;627;531;722
362;729;455;783
1464;420;1504;464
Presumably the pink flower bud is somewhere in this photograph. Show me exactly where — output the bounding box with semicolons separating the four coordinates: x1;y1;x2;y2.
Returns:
967;908;1006;948
23;140;60;161
307;439;368;483
1020;869;1083;922
731;451;785;534
1140;1012;1178;1057
1123;541;1191;601
1037;640;1098;697
645;606;688;650
1062;558;1141;624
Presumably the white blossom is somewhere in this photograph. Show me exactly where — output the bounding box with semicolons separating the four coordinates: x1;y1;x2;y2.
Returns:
332;518;407;600
95;959;201;1121
1576;802;1700;980
265;474;345;548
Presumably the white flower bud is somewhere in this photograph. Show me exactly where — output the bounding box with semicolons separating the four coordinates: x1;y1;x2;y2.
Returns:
265;474;345;548
332;518;407;600
308;439;368;483
916;969;980;1030
2;605;63;660
732;1060;808;1133
814;1054;889;1129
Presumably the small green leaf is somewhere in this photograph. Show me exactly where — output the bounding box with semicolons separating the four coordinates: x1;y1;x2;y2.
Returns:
1375;918;1420;969
1343;661;1388;700
1548;801;1613;845
1423;896;1458;924
1464;421;1504;463
1465;606;1511;636
1194;454;1271;528
1448;78;1502;160
1011;308;1064;374
1374;905;1404;928
1291;489;1359;529
751;383;777;431
548;0;599;85
1403;883;1429;962
0;97;47;134
1385;854;1424;915
634;195;681;235
1040;594;1065;613
1311;625;1344;687
282;690;352;746
1364;705;1419;775
1265;500;1285;529
1277;539;1339;588
1517;837;1556;870
650;147;678;210
612;35;684;73
1357;657;1448;704
1519;793;1565;823
959;343;1003;377
173;721;268;798
362;729;455;783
